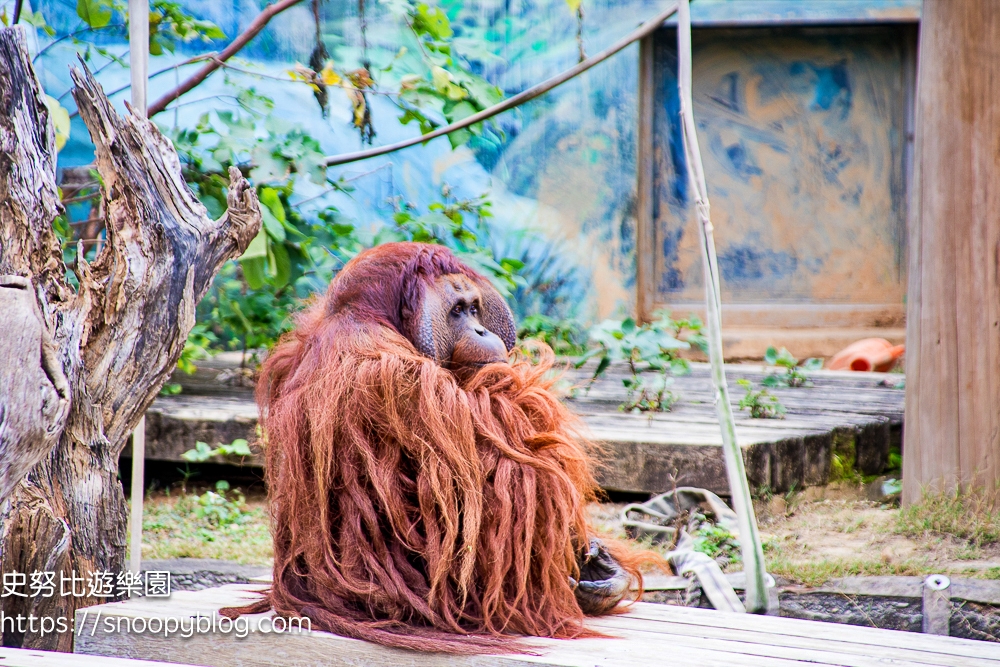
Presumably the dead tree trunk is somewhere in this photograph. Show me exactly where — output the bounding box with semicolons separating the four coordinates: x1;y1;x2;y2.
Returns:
0;26;261;650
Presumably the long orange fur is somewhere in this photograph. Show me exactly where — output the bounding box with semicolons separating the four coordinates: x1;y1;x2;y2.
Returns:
223;243;644;653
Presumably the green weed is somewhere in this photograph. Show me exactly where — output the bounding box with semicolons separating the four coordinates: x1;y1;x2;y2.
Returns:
137;485;270;565
762;346;823;388
737;379;785;419
580;311;705;413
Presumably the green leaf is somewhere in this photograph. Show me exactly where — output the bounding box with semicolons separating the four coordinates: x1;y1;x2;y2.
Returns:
182;440;215;462
22;9;56;35
431;67;467;101
240;256;266;290
620;318;636;334
803;358;824;371
240;229;268;261
269;241;292;289
249;147;288;184
76;0;112;28
260;205;287;244
42;95;71;152
447;127;472;149
593;355;611;380
219;438;252;457
764;346;778;366
499;257;525;272
413;4;453;40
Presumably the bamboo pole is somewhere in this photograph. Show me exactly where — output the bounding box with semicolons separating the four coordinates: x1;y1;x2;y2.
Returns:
127;0;149;576
675;0;768;613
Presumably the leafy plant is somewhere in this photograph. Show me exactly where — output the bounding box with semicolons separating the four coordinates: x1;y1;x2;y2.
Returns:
72;0;224;57
737;379;785;419
378;185;525;296
182;439;254;463
139;489;269;563
192;481;251;538
693;523;742;566
172;91;521;352
580;311;703;413
622;373;677;413
39;0;526;358
516;314;586;356
761;346;822;388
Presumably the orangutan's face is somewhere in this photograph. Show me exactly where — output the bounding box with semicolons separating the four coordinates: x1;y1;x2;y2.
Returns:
413;274;509;369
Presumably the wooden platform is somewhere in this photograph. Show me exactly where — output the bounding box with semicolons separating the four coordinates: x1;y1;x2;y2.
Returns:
73;583;1000;667
133;355;905;496
0;646;198;666
566;362;904;495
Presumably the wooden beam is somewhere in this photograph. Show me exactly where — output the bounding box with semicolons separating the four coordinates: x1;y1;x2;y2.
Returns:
902;0;1000;503
635;35;655;323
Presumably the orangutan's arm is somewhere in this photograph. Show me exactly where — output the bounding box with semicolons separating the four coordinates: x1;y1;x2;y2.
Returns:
570;538;632;615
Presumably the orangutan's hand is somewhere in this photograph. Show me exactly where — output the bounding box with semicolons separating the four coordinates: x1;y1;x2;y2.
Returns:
570;538;631;615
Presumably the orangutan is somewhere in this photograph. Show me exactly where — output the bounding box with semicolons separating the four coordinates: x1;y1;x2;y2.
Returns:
223;242;644;653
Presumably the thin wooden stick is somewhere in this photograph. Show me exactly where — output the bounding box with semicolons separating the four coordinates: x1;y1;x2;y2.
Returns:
675;0;768;613
323;2;680;167
127;0;149;576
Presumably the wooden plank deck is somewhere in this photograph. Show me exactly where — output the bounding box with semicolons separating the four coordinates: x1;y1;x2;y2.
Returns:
0;646;198;666
74;583;1000;667
136;358;905;496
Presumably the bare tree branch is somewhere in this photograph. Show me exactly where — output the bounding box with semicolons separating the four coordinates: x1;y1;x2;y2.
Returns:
147;0;305;117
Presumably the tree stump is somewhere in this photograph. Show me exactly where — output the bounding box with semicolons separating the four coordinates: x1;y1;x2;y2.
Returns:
0;26;262;650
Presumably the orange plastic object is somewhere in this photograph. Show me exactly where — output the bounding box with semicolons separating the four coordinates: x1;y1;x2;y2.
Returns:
827;338;905;372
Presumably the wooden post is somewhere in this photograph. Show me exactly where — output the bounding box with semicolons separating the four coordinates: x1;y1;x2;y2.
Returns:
127;0;149;576
635;35;655;323
903;1;1000;504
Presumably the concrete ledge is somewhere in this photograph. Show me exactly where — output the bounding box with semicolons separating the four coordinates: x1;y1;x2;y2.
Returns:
133;361;905;496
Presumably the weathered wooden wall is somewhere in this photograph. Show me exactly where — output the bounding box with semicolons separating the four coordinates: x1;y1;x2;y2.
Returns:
902;0;1000;504
639;24;916;356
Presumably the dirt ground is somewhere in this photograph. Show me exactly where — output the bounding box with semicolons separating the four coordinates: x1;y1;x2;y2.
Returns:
141;480;1000;586
589;482;1000;586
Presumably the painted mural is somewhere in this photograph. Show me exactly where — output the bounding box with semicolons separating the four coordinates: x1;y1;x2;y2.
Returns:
28;0;659;323
20;0;918;326
651;26;914;315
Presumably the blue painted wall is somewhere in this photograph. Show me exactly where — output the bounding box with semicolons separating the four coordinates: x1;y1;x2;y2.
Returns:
651;25;914;311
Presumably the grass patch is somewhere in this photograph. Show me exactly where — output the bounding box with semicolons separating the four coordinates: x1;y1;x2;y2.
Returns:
765;554;930;587
135;485;272;565
895;488;1000;546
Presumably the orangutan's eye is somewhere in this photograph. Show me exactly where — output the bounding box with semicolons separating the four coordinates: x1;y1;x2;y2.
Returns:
470;303;479;317
451;304;463;316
